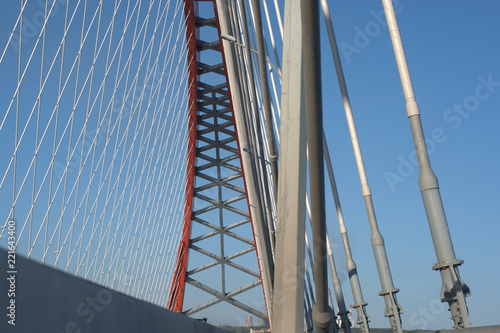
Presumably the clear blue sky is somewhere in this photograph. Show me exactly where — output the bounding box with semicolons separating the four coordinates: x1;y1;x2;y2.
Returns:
0;0;499;331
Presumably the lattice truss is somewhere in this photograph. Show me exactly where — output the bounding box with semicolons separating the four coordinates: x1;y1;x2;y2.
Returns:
184;60;266;317
167;0;272;322
163;0;324;326
0;0;191;307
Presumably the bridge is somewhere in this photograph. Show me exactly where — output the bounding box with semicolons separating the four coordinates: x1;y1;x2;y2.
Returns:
0;0;499;332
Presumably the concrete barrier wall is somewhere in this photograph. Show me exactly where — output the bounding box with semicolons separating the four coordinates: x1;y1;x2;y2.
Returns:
0;248;227;333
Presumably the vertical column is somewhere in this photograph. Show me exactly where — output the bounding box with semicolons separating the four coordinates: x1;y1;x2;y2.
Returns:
381;0;471;328
272;0;307;330
301;0;334;332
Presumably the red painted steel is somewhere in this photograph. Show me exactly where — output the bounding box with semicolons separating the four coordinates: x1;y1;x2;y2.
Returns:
167;0;199;313
168;0;270;323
